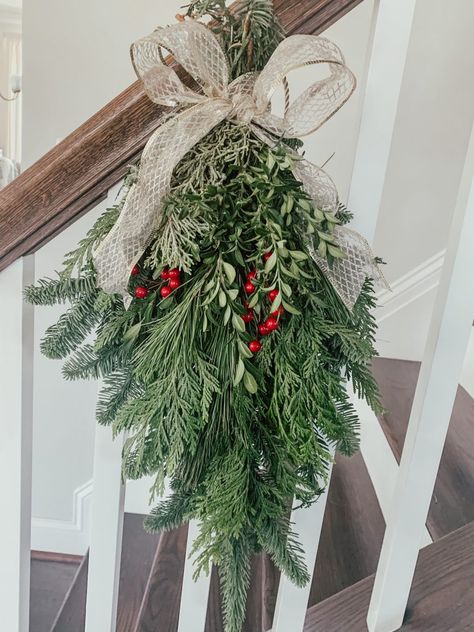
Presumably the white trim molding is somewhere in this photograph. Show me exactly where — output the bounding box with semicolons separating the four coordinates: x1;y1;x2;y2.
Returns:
376;250;445;323
31;479;93;556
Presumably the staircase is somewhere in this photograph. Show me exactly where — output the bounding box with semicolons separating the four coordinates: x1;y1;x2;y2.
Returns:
2;0;474;631
28;358;474;631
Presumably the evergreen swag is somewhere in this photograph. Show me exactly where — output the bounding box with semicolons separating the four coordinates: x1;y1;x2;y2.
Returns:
26;1;381;630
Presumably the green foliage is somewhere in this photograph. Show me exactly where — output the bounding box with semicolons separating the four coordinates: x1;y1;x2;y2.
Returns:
25;5;382;632
186;0;284;78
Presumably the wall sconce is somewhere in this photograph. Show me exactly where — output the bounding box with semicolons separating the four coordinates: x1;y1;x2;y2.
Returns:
0;75;22;102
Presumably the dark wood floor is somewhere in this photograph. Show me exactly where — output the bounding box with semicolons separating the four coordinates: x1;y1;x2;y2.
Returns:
373;357;474;540
304;521;474;631
30;554;80;632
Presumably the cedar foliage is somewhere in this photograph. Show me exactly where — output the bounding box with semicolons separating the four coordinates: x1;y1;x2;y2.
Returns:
26;2;381;630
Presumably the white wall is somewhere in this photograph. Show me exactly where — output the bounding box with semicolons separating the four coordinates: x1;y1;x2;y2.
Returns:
22;0;191;168
367;0;474;367
373;0;474;283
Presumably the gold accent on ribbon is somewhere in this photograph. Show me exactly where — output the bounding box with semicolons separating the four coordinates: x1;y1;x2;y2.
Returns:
93;20;385;308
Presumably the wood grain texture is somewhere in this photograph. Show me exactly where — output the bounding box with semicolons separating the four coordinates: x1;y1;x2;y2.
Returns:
304;521;474;631
134;524;188;632
30;556;81;632
117;513;162;632
372;358;474;540
0;0;363;271
203;554;280;632
310;452;385;604
50;552;89;632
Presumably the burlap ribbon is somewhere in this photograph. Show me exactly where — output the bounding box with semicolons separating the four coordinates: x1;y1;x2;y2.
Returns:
94;20;385;308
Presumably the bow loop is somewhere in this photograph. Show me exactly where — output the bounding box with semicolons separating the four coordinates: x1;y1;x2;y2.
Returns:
94;21;386;309
253;35;356;138
131;21;229;99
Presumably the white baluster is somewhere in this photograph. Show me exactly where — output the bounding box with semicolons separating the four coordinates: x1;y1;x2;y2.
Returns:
346;0;424;535
353;395;432;548
177;520;212;632
0;256;35;632
367;121;474;632
272;446;335;632
85;424;125;632
347;0;417;244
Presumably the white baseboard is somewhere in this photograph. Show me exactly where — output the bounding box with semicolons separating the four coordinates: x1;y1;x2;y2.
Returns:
376;250;445;323
31;479;93;556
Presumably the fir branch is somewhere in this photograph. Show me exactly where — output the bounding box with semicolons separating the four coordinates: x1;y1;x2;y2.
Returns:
96;368;143;426
40;292;101;359
144;492;194;533
25;271;96;306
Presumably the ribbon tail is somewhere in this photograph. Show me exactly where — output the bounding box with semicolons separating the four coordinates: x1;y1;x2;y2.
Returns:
307;226;389;310
291;158;339;214
93;100;230;297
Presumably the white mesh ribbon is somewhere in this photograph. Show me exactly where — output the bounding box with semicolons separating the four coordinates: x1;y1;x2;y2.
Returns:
94;20;386;308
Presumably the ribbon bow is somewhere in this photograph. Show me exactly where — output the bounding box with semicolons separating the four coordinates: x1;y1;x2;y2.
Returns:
94;20;384;308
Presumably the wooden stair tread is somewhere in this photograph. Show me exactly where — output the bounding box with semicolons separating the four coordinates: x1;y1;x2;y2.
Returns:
29;555;81;632
310;452;385;604
304;520;474;631
50;553;88;632
117;513;162;632
50;514;161;632
373;357;474;540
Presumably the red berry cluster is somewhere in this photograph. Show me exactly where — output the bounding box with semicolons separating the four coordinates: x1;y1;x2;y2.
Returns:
131;265;182;299
159;267;181;298
243;252;285;354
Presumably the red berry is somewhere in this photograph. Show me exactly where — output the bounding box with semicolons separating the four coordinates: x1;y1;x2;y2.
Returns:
247;269;257;281
242;310;254;323
268;289;279;302
169;278;181;290
258;323;270;336
248;340;262;353
160;285;172;299
131;264;140;276
244;281;256;294
265;317;279;331
168;268;181;279
134;286;149;299
271;306;285;317
160;268;170;280
263;252;272;262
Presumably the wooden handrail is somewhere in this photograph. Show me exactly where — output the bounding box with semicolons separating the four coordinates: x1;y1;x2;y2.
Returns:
0;0;362;271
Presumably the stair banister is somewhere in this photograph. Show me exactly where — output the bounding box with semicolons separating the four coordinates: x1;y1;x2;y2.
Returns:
0;256;35;632
0;0;363;273
84;406;126;631
347;0;417;244
367;120;474;632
